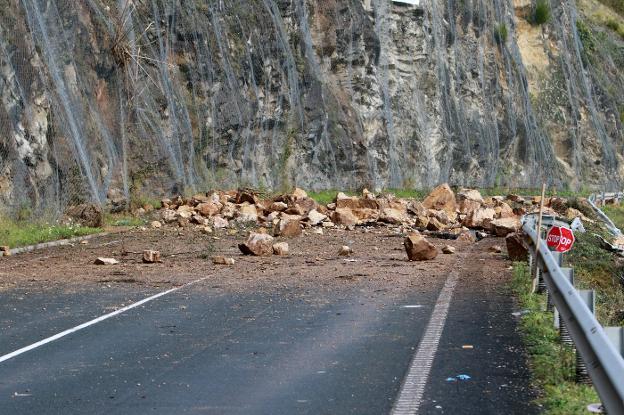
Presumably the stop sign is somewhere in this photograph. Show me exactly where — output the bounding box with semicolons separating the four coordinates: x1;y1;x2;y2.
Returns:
546;226;575;252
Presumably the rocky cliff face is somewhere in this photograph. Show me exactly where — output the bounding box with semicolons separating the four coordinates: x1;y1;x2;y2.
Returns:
0;0;623;213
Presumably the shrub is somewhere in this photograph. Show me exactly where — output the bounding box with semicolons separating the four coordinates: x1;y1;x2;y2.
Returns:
534;0;551;25
495;23;508;44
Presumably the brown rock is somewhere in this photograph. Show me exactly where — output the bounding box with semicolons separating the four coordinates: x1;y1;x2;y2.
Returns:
427;209;451;224
458;199;482;216
200;226;213;235
491;217;522;237
161;209;178;223
307;209;328;226
404;233;438;261
272;242;289;256
414;215;429;228
291;187;308;200
212;256;235;265
422;184;457;217
489;245;503;254
442;245;456;254
150;220;162;229
456;230;476;242
238;232;274;256
235;190;259;205
463;207;496;228
506;233;529;261
426;217;446;231
177;217;190;227
379;208;408;224
338;245;353;256
332;208;359;227
237;204;258;223
495;202;515;219
269;201;288;212
407;201;427;216
457;188;484;203
273;214;302;237
142;250;162;263
336;197;380;211
94;257;119;265
1;246;11;256
197;202;221;217
221;203;237;219
65;204;104;228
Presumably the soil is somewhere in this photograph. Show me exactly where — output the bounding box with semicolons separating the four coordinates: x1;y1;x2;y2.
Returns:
0;226;513;298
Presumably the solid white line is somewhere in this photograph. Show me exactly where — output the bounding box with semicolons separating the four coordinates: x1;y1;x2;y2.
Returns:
391;271;460;415
0;276;210;364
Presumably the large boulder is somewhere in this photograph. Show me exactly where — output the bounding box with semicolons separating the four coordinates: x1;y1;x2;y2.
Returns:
332;208;359;227
237;204;258;223
506;232;529;261
196;202;221;217
491;217;522;236
404;233;438;261
422;184;457;217
273;214;302;237
65;204;104;228
307;209;327;226
463;207;495;228
238;232;274;256
495;202;515;219
457;188;484;203
378;208;409;224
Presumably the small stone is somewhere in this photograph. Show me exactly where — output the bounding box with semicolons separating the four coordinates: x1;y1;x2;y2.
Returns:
307;209;328;226
338;245;353;256
161;209;178;223
272;242;289;256
200;226;213;235
291;187;308;200
196;202;221;217
489;245;503;254
239;232;274;256
442;245;456;254
150;220;162;229
212;216;229;229
80;240;89;245
404;233;438;261
273;214;302;237
321;221;335;228
237;203;258;223
142;250;162;263
0;246;11;256
270;201;288;212
212;256;235;265
94;257;119;265
312;228;324;235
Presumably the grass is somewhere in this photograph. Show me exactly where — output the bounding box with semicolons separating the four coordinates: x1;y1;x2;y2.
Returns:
533;0;551;25
103;213;147;227
0;216;101;249
601;203;624;230
495;23;508;44
511;262;600;413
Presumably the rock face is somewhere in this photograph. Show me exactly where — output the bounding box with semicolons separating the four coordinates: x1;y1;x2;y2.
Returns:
1;1;622;215
239;233;274;256
404;233;438;261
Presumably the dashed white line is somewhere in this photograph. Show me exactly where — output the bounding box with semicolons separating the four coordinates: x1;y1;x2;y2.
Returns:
0;276;210;364
391;271;460;415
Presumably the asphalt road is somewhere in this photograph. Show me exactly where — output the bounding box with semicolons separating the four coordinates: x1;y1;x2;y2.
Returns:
0;268;537;414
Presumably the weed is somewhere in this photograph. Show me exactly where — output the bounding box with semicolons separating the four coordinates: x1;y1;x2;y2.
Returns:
103;213;146;227
534;0;551;25
0;215;101;248
495;23;508;44
511;263;599;412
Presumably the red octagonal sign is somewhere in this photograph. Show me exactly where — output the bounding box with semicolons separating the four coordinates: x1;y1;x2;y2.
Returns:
546;226;575;253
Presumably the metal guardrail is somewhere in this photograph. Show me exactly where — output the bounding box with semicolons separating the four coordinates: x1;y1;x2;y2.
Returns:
588;193;624;237
522;215;624;414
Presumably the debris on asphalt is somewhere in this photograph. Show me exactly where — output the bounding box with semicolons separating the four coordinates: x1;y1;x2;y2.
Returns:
442;245;456;254
150;220;162;229
142;250;162;263
489;245;503;254
94;257;119;265
404;232;438;261
238;232;274;256
272;242;289;256
1;246;11;256
212;256;235;265
338;245;353;256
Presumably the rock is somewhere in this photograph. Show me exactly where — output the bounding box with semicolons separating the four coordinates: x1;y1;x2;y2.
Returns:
94;257;119;265
292;187;308;200
404;233;438;261
338;245;353;256
332;208;359;227
65;203;104;228
286;197;317;216
422;184;456;217
463;207;495;228
161;209;178;223
307;209;327;226
177;217;190;227
476;231;488;240
196;202;221;217
414;215;429;228
0;246;11;256
212;217;229;229
272;242;289;256
238;232;274;256
150;220;162;229
457;188;484;203
427;209;451;224
456;230;476;242
312;227;324;235
321;221;335;228
458;199;482;216
161;198;172;209
442;245;456;254
221;203;237;219
269;201;288;212
200;226;213;235
362;188;376;199
565;207;583;220
507;194;524;203
407;200;427;216
335;192;351;201
426;217;446;231
326;203;337;210
489;245;503;254
142;250;162;263
495;202;515;218
491;217;522;237
273;214;302;237
379;208;408;224
235;190;259;205
191;214;209;225
237;204;258;223
212;256;235;265
506;232;529;261
335;197;379;222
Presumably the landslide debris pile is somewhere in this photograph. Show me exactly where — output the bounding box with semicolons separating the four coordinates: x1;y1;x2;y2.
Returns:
130;184;593;239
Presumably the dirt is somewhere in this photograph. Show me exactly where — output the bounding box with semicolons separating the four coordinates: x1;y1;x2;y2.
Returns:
0;226;512;297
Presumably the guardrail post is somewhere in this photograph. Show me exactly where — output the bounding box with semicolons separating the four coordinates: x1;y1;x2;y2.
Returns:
576;290;596;385
554;268;574;329
605;327;624;358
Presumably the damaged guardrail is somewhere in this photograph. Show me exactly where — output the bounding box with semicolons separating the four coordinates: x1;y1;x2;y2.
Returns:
522;215;624;414
588;193;624;237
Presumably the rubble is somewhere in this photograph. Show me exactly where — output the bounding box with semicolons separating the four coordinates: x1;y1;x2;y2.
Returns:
94;257;119;265
505;233;529;261
404;233;438;261
239;232;274;256
1;246;11;256
338;245;353;256
142;250;162;263
272;242;289;256
212;256;235;265
442;245;456;254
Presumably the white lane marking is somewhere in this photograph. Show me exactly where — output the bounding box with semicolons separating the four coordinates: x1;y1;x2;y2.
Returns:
391;271;460;415
402;305;423;309
0;276;210;364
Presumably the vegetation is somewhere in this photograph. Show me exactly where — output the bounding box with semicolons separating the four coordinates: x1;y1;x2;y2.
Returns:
533;0;551;25
602;203;624;230
0;215;101;249
495;23;508;44
103;213;147;227
511;263;600;413
597;0;624;16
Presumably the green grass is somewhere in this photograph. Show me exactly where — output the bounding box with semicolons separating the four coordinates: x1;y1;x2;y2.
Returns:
307;189;429;205
601;203;624;230
534;0;551;25
511;263;599;413
103;213;147;227
495;23;508;44
0;216;101;249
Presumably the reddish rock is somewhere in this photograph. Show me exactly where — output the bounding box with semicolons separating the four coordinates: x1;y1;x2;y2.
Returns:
404;233;438;261
273;214;302;237
426;217;446;231
197;202;221;217
379;208;408;224
238;232;274;256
